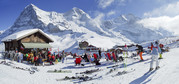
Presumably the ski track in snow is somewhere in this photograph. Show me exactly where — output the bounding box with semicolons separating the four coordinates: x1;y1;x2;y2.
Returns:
0;48;179;84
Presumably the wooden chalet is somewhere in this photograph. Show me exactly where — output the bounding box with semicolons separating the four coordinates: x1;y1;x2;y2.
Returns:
1;29;54;53
79;41;89;49
86;45;100;52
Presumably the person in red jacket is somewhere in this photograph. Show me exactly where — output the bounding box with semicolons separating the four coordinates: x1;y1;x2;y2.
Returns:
148;42;154;51
93;53;98;60
34;55;39;66
112;52;117;62
75;57;81;66
51;55;55;61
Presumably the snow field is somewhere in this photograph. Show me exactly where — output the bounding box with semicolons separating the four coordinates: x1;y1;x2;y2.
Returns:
0;48;179;84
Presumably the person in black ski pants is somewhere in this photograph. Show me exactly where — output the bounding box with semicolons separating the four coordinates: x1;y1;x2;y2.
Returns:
136;44;144;60
98;49;102;59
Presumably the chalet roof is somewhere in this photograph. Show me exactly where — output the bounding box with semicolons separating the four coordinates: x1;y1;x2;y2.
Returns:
88;45;95;47
1;29;54;42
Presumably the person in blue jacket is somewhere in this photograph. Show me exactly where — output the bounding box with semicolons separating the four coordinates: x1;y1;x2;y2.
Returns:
149;41;161;71
37;56;43;66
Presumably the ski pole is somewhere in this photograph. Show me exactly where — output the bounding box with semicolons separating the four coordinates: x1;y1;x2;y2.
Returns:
125;52;127;70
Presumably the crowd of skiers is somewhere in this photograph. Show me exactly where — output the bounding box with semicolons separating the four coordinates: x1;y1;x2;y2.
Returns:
73;49;125;66
135;40;164;71
73;40;165;72
3;51;44;66
46;50;70;65
2;49;71;66
2;40;165;72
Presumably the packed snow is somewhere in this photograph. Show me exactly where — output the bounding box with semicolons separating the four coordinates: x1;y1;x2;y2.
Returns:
0;47;179;84
0;4;178;84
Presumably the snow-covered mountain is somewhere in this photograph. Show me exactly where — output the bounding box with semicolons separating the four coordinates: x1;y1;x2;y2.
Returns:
140;36;179;49
0;4;173;52
0;30;4;35
102;14;173;43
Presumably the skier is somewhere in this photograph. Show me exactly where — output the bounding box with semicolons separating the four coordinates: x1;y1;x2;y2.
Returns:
38;56;43;66
4;51;8;59
159;43;164;59
136;44;144;60
93;53;98;60
61;51;65;63
123;44;128;56
83;53;89;62
107;52;112;60
34;55;39;66
148;42;154;51
112;51;117;62
149;41;160;71
14;51;18;61
9;51;14;61
18;51;23;63
75;57;81;66
98;49;102;59
49;54;54;65
51;54;55;61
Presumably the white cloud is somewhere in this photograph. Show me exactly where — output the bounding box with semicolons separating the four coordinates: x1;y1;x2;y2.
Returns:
94;13;105;22
98;0;114;9
107;11;116;17
93;12;105;25
141;1;179;36
144;1;179;17
138;16;179;35
97;0;126;9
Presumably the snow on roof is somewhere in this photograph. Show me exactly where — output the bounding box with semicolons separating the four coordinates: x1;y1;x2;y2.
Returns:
1;29;54;42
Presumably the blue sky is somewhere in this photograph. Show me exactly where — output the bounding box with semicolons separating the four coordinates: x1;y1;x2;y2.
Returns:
0;0;179;32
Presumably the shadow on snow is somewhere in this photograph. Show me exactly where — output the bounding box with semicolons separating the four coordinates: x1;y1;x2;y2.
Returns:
129;70;156;84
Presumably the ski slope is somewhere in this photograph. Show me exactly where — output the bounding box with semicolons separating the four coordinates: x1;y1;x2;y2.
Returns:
0;48;179;84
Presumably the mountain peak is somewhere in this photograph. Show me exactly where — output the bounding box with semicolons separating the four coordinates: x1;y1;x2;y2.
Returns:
25;4;39;10
64;7;91;21
24;4;46;14
27;4;36;7
112;14;140;24
72;7;85;14
123;14;140;21
66;7;86;16
11;4;47;30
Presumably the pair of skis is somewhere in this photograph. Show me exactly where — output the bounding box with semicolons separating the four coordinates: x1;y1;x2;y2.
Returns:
47;69;72;73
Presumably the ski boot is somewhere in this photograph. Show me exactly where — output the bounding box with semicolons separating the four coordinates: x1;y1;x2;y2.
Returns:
149;68;154;71
156;66;160;70
159;57;163;59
